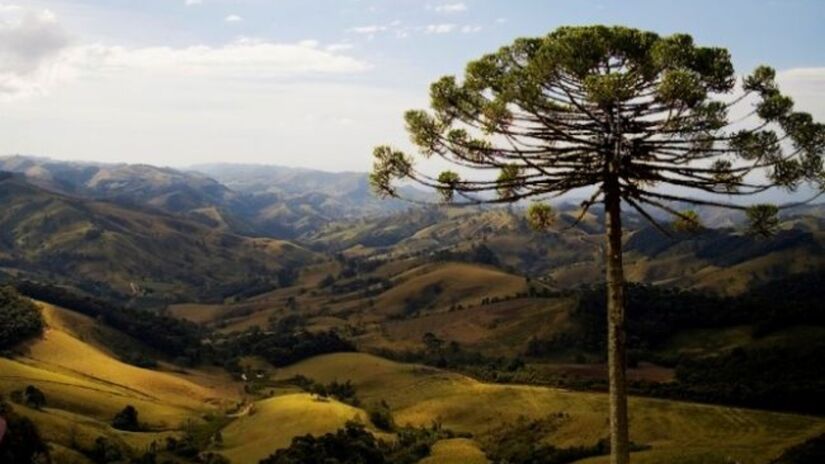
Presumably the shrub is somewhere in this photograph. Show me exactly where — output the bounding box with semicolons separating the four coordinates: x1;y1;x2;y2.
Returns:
0;286;43;350
111;405;140;431
23;386;46;410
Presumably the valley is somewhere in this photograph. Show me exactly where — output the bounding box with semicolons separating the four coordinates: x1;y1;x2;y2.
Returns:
2;156;825;463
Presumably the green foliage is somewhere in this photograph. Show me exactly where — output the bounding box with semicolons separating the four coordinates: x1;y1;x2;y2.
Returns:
496;165;523;200
370;146;412;198
367;401;394;432
746;204;780;238
525;274;825;414
214;320;355;368
371;25;825;240
437;171;461;202
259;421;452;464
259;422;387;464
667;342;825;414
287;376;360;406
163;415;232;461
111;405;141;432
671;210;703;233
527;203;555;231
0;286;43;350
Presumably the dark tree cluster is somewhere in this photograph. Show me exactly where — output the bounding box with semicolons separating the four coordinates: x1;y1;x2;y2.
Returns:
259;421;454;464
371;336;525;378
526;283;732;356
216;323;355;368
287;376;360;406
527;273;825;358
14;281;203;364
665;343;825;414
112;405;141;432
0;396;50;464
431;244;500;266
10;386;47;410
0;286;44;351
522;275;825;414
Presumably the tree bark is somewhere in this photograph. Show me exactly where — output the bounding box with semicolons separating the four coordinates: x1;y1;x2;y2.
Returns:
605;178;630;464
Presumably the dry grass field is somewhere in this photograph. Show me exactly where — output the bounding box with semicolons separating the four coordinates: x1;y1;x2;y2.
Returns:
275;353;825;464
218;393;372;463
0;303;241;456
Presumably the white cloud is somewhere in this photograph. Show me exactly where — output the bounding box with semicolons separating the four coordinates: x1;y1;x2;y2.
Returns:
224;14;242;23
424;23;455;34
0;4;413;171
0;4;71;97
461;25;482;34
349;25;387;34
184;0;202;6
74;40;369;80
0;5;370;99
778;67;825;120
297;39;319;48
495;17;507;24
434;3;467;13
326;43;353;52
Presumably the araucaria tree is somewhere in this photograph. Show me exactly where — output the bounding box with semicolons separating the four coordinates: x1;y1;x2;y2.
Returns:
370;26;825;463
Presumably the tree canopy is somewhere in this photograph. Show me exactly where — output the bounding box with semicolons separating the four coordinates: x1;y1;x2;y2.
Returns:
371;26;825;231
0;286;43;351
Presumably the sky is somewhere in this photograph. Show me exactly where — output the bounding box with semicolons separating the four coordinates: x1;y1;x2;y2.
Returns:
0;0;824;172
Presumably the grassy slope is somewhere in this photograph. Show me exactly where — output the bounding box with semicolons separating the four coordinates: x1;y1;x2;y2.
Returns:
420;438;488;464
0;303;240;454
379;297;574;355
374;262;527;316
219;393;371;463
276;353;825;464
0;177;317;301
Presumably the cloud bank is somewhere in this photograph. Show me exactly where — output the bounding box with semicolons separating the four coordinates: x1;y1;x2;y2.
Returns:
0;4;369;99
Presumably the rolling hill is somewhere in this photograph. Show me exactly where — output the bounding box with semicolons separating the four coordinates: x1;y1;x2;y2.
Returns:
0;174;317;304
0;302;240;461
0;156;422;238
275;352;825;464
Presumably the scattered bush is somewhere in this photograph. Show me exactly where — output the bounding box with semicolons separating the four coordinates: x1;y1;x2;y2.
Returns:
23;386;46;410
112;405;141;431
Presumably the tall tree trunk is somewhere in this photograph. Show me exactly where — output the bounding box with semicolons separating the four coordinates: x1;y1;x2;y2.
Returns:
605;179;630;464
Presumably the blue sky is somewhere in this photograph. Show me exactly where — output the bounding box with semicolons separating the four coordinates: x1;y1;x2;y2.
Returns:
1;0;824;171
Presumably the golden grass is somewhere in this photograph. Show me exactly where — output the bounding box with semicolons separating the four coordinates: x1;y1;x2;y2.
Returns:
379;297;574;355
275;353;825;464
0;302;241;455
420;438;488;464
219;393;368;463
374;262;526;315
167;303;229;323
